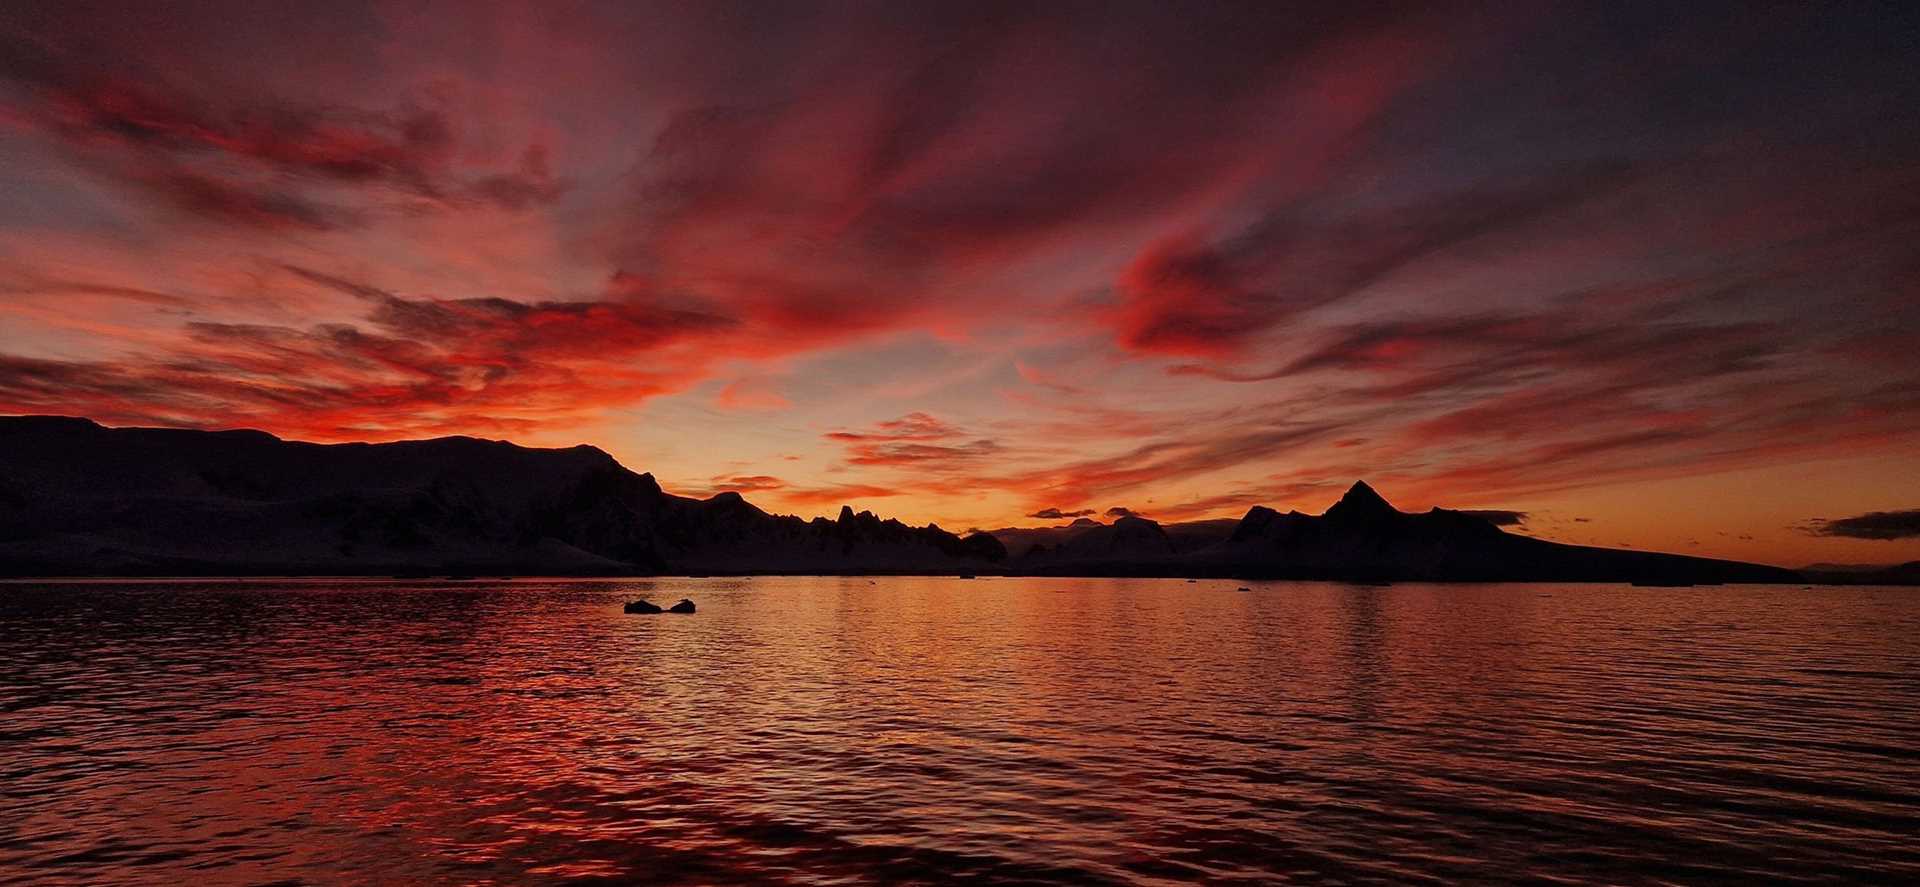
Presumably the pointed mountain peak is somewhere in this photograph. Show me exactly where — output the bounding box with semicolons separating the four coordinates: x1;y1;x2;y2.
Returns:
1326;480;1397;519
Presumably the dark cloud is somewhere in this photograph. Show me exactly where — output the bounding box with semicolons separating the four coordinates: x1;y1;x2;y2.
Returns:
0;273;192;308
466;146;570;211
825;413;1002;471
1800;510;1920;540
1115;166;1633;357
1160;263;1920;501
0;50;565;227
840;439;1002;468
1028;508;1096;520
592;2;1474;359
709;475;785;495
825;413;963;444
1104;506;1139;519
284;265;737;357
1458;509;1527;527
998;414;1364;511
141;171;349;230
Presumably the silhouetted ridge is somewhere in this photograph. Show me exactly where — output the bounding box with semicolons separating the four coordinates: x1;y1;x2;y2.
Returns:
0;416;1003;576
1004;479;1800;583
0;418;1810;582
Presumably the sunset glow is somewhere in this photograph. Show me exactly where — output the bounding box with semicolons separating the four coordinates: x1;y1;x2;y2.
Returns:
3;2;1916;567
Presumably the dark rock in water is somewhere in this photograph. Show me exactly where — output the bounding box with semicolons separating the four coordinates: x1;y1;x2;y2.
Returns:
624;599;663;614
1237;586;1252;592
667;598;695;614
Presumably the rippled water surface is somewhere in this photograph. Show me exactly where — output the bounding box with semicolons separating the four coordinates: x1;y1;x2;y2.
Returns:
4;579;1919;884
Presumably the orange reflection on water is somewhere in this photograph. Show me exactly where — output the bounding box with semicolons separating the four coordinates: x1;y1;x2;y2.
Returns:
2;578;1918;884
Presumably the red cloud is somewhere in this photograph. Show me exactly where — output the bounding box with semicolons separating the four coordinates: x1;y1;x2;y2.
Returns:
709;475;786;494
5;62;564;230
775;483;903;506
1;1;1917;555
714;378;791;412
0;265;742;440
824;412;962;443
824;413;1003;474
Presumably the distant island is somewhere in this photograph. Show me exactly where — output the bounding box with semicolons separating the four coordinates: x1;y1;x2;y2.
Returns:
0;415;1891;584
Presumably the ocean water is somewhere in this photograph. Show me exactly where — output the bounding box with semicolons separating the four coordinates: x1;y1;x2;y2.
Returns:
2;578;1917;885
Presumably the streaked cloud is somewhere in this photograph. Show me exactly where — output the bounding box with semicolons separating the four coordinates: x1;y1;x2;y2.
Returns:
1799;511;1920;541
0;2;1916;564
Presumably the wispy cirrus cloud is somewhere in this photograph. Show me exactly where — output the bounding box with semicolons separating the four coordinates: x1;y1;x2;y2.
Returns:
0;43;567;230
825;413;1003;471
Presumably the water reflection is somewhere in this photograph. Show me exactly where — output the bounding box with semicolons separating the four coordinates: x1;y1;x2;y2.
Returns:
2;578;1918;884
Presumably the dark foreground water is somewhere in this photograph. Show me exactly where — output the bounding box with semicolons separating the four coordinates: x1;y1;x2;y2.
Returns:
3;579;1918;885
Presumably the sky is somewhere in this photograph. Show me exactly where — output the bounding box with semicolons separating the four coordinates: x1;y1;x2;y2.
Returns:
1;1;1917;567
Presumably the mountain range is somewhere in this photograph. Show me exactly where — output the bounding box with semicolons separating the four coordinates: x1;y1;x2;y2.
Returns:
0;416;1850;583
0;417;1001;576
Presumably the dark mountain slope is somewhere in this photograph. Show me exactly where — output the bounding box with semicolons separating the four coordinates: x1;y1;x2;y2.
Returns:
0;417;1809;582
1015;515;1176;567
988;517;1236;560
0;417;1004;576
1014;481;1799;583
1206;482;1794;582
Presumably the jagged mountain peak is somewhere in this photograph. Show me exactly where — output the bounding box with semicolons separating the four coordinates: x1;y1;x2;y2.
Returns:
1325;480;1397;520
